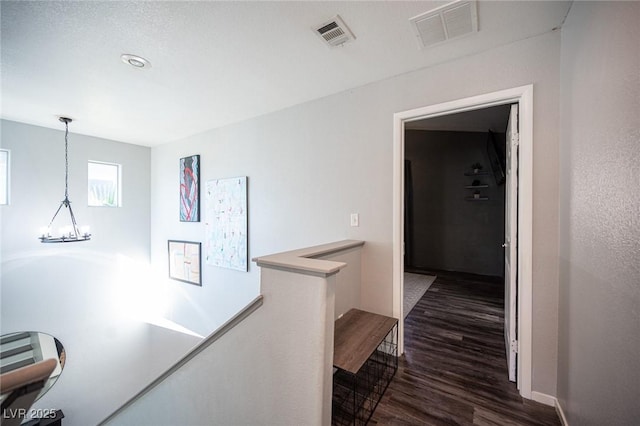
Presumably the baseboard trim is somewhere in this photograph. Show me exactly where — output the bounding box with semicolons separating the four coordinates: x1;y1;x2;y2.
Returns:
531;391;555;406
555;398;569;426
530;392;568;425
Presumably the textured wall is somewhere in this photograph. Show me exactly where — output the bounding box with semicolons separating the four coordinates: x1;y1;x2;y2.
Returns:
405;130;505;277
558;2;640;424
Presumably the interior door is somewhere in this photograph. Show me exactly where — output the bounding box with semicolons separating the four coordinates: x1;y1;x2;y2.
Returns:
504;104;519;383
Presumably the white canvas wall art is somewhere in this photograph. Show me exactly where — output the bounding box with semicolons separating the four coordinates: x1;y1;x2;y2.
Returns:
205;176;248;271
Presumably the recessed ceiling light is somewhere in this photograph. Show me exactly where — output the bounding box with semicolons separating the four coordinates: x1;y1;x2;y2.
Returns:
121;54;151;69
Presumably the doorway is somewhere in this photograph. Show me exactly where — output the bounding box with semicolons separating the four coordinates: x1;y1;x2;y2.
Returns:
392;85;534;399
403;106;509;277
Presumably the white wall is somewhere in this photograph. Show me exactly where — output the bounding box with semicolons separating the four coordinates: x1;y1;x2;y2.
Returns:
316;246;362;320
151;30;562;395
558;2;640;424
0;120;199;426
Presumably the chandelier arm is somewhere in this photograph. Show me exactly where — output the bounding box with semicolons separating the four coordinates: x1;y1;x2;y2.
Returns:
66;200;81;239
46;201;67;230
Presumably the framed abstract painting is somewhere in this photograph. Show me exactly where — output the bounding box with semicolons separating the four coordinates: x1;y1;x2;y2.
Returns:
205;176;248;272
180;154;200;222
168;240;202;286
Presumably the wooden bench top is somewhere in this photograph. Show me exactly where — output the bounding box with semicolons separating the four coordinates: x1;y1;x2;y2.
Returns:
333;308;398;374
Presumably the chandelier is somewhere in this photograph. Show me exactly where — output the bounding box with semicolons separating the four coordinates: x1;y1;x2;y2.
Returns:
39;117;91;243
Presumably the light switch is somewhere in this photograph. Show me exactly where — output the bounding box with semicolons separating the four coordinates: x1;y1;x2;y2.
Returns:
350;213;359;227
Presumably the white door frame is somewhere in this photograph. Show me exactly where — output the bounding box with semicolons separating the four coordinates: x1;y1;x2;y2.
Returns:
392;85;534;399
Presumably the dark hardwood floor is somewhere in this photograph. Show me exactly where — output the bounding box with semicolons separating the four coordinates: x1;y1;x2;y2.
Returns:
369;271;560;426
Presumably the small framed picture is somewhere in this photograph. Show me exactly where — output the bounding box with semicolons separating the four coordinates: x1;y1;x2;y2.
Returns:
168;240;202;286
180;154;200;222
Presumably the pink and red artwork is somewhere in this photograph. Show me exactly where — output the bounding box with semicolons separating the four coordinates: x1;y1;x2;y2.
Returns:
180;155;200;222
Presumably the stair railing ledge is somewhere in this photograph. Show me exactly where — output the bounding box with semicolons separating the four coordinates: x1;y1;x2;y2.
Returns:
252;240;365;277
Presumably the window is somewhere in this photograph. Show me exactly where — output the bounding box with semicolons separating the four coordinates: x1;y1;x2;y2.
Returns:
0;149;9;205
88;161;121;207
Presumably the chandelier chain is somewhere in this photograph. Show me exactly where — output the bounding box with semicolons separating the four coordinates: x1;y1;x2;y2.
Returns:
64;120;69;200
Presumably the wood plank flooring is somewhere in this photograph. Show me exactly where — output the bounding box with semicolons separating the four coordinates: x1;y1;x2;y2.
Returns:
369;271;560;426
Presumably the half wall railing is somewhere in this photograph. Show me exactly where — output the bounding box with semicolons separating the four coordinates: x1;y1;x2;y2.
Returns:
100;240;363;425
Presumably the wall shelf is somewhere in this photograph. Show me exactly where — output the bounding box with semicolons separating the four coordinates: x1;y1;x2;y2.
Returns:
465;166;489;201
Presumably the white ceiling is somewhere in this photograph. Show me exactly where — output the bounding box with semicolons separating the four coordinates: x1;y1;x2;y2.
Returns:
0;1;571;147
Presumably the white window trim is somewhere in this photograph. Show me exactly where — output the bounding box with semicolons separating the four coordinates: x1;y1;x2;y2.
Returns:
0;149;10;206
88;160;122;207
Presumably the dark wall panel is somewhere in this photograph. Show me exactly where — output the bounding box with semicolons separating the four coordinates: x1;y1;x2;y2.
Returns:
405;130;505;277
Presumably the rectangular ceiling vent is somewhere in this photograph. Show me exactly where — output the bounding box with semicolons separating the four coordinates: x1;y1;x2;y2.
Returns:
315;15;356;48
409;0;478;49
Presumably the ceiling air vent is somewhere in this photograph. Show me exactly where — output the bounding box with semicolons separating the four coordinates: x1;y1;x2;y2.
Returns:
409;0;478;49
315;15;355;47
